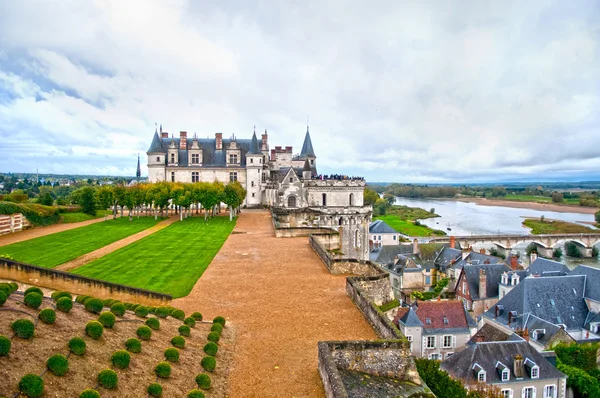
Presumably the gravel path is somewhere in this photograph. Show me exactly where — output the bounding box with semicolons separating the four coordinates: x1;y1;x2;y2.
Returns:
173;210;377;397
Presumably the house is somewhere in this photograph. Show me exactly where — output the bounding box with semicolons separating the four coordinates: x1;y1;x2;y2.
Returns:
369;219;401;249
441;340;567;398
455;262;511;315
384;253;436;303
499;258;570;299
393;300;477;359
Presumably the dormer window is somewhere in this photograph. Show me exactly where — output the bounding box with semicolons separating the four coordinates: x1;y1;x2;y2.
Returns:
591;323;599;333
501;274;508;285
191;154;200;164
502;369;509;381
532;329;545;340
511;274;519;285
425;318;431;325
229;154;238;164
473;364;486;383
170;153;175;163
496;361;509;382
531;366;539;379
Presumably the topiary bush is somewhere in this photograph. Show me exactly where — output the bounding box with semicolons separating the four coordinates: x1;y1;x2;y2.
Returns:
124;302;134;310
137;325;152;341
110;302;125;317
69;337;86;356
12;319;35;339
191;312;203;321
56;296;73;313
0;335;11;356
19;374;44;398
8;282;18;293
39;308;56;324
51;291;72;302
207;332;220;343
145;317;160;330
125;338;142;353
187;390;206;398
75;295;90;304
135;305;149;318
24;292;42;309
164;347;180;362
98;369;118;389
195;373;211;390
46;354;69;376
79;389;101;398
155;306;170;318
179;325;191;337
24;286;43;296
0;283;11;296
0;290;6;306
213;316;226;326
147;383;163;397
148;306;157;314
184;317;196;327
171;309;185;320
154;361;172;379
171;335;185;349
98;311;116;328
111;350;131;369
201;356;216;372
102;298;115;307
203;342;218;356
85;321;104;340
84;298;104;314
211;323;223;335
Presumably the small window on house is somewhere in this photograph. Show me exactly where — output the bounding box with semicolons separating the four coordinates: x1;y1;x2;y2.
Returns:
322;193;327;206
191;153;200;164
287;196;296;208
310;159;314;165
478;371;486;382
393;235;397;240
443;317;449;325
252;193;255;197
531;366;539;379
550;299;555;306
171;153;175;163
229;154;238;164
171;172;175;182
425;318;431;325
349;193;354;206
250;158;253;163
289;177;293;183
426;336;435;348
251;181;254;187
229;172;238;182
501;369;509;381
443;335;452;348
191;172;199;183
156;156;160;162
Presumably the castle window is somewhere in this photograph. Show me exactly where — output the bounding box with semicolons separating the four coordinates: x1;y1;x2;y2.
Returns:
191;153;199;164
251;181;254;187
171;172;175;182
252;193;255;197
229;154;238;164
354;230;359;248
288;196;296;208
191;172;199;183
171;153;175;163
289;178;293;183
310;159;314;165
229;172;238;182
349;193;354;206
250;158;253;163
262;173;266;183
156;156;160;162
322;193;327;206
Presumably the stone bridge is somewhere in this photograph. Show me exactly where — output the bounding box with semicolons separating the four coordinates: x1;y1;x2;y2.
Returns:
427;233;600;258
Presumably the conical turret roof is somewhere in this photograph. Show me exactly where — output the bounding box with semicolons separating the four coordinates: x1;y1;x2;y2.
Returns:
300;127;315;158
248;131;261;155
147;130;165;153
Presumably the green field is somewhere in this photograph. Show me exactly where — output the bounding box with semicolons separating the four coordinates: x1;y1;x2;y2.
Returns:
522;219;595;234
72;216;236;298
386;205;439;220
0;217;159;268
501;194;580;205
374;215;445;237
59;210;105;223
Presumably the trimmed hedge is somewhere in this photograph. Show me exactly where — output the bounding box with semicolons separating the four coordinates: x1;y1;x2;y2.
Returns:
203;342;218;357
75;295;90;304
0;283;11;296
39;308;56;324
98;311;116;328
164;347;180;362
137;326;152;341
171;336;185;349
8;282;18;293
103;298;116;307
0;335;11;356
111;350;131;369
12;319;35;339
201;356;216;372
51;291;72;302
24;292;43;309
24;286;43;296
211;323;223;335
0;290;6;306
184;317;196;327
155;306;170;318
213;316;226;326
207;332;220;343
85;321;104;340
125;338;142;353
98;369;118;389
154;362;172;379
69;337;86;356
179;325;191;337
171;309;185;320
0;201;60;226
79;389;101;398
18;373;44;398
135;305;149;318
146;317;160;330
147;383;163;397
84;298;104;314
187;390;206;398
195;373;211;390
46;354;69;376
110;302;126;317
191;312;203;321
56;297;73;313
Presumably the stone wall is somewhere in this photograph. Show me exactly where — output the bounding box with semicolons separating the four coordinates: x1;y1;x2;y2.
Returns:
0;259;171;306
309;234;381;276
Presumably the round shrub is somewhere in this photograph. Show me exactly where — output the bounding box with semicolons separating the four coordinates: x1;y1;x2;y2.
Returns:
39;308;56;324
79;389;101;398
213;316;226;326
201;356;216;372
46;354;69;376
0;290;6;306
19;374;44;398
145;317;160;330
124;302;134;310
179;325;191;337
56;296;73;313
184;317;196;327
125;338;142;353
171;335;185;349
12;319;35;339
51;291;72;302
207;332;220;343
203;342;218;357
164;347;180;362
98;369;118;389
148;306;157;314
24;292;42;309
211;323;223;335
8;282;18;293
155;306;170;318
84;298;104;314
154;361;172;379
85;321;104;340
131;303;140;311
102;298;115;307
171;309;185;320
111;350;131;369
147;383;163;397
98;311;116;328
135;305;149;318
110;302;125;317
187;390;206;398
137;325;152;341
195;373;211;390
191;311;203;321
24;286;43;296
69;337;86;356
0;335;11;356
75;295;90;304
0;284;10;296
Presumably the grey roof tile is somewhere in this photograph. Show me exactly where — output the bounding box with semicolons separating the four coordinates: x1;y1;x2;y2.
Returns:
300;128;315;158
527;258;570;277
369;220;398;234
463;262;511;299
569;265;600;302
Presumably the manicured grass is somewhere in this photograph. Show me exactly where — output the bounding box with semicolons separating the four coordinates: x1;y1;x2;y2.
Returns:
523;219;596;234
386;205;439;220
374;215;446;237
0;217;159;268
72;216;236;298
60;210;104;223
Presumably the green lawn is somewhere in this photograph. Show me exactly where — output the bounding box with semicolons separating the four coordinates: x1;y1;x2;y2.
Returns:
0;217;159;268
522;219;595;234
72;216;236;298
60;210;105;223
374;215;446;237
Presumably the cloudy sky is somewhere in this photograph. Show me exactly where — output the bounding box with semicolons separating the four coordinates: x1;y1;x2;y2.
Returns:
0;1;599;183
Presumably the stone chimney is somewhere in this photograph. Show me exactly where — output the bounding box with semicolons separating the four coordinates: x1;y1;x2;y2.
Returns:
530;252;538;263
513;354;524;379
161;132;168;138
479;269;487;299
285;146;293;153
412;239;420;255
480;248;486;254
215;133;223;150
179;131;187;149
523;328;529;342
261;130;268;151
510;256;518;270
450;236;455;249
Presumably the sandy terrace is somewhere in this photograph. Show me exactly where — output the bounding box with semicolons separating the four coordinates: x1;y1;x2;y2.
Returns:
174;210;377;398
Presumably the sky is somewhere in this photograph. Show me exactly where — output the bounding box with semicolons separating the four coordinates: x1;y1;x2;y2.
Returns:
0;0;599;183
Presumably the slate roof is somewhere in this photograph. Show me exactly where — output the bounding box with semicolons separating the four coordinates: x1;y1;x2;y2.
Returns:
147;131;164;153
569;265;600;302
374;245;415;266
452;252;506;272
523;314;565;347
300;128;315;158
469;323;520;343
369;220;398;234
482;275;588;331
395;307;423;327
394;301;476;334
434;247;462;272
462;262;511;300
248;132;261;155
441;341;566;384
527;258;570;277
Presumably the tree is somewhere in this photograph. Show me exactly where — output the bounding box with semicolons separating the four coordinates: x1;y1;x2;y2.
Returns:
96;186;113;220
78;186;97;216
364;188;379;206
383;193;395;206
374;198;388;216
565;241;582;258
414;359;467;398
112;185;127;218
222;182;245;221
551;192;564;203
552;247;563;258
38;186;55;206
595;210;600;225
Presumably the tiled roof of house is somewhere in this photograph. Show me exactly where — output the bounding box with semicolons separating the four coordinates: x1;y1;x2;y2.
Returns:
300;128;315;158
394;307;423;327
434;247;462;271
569;265;600;302
452;252;506;271
527;258;570;277
469;323;515;343
394;301;475;333
462;262;511;300
369;220;398;234
374;245;414;266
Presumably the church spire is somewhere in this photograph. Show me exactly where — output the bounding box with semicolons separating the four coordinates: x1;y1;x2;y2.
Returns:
136;154;141;180
300;125;315;158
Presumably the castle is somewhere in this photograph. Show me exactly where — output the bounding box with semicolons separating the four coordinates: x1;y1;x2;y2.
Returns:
147;125;372;260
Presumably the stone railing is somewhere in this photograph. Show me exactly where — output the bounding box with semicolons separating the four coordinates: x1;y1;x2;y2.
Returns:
0;213;29;235
309;234;380;276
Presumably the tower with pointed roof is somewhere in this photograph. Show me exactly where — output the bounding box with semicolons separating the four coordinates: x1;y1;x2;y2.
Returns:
300;126;317;172
245;129;263;207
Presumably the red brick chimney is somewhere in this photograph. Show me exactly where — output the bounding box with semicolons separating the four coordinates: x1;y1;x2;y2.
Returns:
215;133;223;150
179;132;187;149
262;130;268;151
161;132;168;138
450;236;455;249
480;248;486;254
285;146;292;153
510;256;518;270
523;328;529;342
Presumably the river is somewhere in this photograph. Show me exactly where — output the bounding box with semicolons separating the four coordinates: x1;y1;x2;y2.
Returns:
392;197;599;268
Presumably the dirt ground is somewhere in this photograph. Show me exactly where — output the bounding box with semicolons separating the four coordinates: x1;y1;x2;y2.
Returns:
173;210;377;398
456;197;598;214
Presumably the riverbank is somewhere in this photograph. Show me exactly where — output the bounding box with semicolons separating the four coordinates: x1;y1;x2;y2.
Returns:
522;218;596;234
456;197;598;215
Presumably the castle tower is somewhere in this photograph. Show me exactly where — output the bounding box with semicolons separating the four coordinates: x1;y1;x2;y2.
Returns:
300;125;316;171
245;130;263;207
146;128;166;182
302;158;312;180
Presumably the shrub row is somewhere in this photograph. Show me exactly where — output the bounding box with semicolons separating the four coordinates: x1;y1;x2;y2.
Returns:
0;201;60;225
